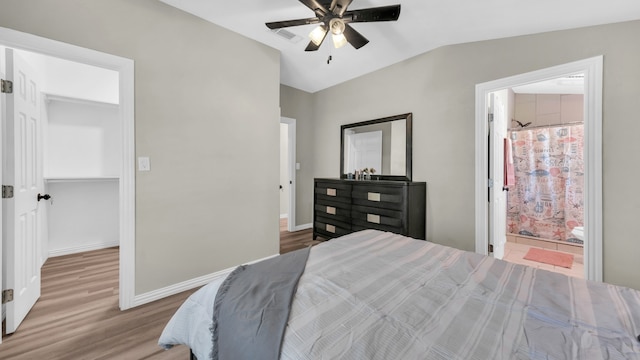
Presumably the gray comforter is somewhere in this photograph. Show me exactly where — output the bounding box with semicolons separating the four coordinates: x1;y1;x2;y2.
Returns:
211;246;310;360
160;230;640;359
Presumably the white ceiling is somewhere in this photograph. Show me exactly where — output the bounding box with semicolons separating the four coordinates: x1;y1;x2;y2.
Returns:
512;75;585;95
159;0;640;93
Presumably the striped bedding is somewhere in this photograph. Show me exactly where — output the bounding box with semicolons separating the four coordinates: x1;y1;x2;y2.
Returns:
160;230;640;359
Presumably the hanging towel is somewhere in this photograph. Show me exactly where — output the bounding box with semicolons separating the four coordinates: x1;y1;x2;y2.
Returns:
504;137;516;187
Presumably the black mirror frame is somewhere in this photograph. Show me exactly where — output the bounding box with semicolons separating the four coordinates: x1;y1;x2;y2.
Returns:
340;113;413;181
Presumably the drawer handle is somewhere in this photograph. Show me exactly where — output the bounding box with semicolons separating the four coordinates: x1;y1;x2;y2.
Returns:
326;224;336;233
326;188;337;196
367;214;381;224
326;206;336;215
367;192;381;202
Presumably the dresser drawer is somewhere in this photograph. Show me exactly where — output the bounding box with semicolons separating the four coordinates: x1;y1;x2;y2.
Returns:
351;205;403;228
315;181;352;204
314;214;351;239
314;202;351;219
351;221;403;234
351;185;404;210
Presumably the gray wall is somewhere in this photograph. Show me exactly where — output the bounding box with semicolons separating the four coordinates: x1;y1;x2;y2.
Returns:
280;85;315;227
285;20;640;290
0;0;281;293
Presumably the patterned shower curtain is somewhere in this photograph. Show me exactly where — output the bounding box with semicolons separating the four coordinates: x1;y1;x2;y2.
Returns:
506;124;584;243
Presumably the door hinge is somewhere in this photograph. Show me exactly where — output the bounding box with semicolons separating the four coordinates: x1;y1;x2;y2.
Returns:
2;289;14;304
2;185;14;199
1;79;13;94
488;113;494;122
488;244;494;253
488;179;494;188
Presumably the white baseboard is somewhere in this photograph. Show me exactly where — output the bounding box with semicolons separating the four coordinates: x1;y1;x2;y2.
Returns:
294;223;312;231
280;213;288;219
49;240;120;257
132;253;279;308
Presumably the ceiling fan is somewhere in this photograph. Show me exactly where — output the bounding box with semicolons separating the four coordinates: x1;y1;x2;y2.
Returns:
266;0;401;51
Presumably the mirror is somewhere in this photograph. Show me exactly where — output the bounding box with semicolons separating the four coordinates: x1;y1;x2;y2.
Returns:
340;113;412;181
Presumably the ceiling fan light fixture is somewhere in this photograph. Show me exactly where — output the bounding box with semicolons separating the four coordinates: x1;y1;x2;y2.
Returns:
329;18;345;35
332;33;347;48
309;25;327;46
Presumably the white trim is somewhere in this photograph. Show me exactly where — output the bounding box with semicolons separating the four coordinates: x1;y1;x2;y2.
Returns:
0;61;3;343
48;241;119;258
583;57;603;282
294;222;313;231
280;117;296;232
475;56;603;282
0;27;137;309
280;213;289;219
132;254;279;307
119;59;136;310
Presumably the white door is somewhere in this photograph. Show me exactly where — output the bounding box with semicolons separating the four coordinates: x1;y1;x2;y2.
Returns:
488;92;508;259
346;131;383;173
2;48;44;334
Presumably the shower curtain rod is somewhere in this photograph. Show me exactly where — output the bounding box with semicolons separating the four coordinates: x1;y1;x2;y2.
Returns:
509;121;584;131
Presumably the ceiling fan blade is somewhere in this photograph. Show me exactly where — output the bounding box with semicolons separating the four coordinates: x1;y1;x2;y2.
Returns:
265;17;321;30
305;40;323;51
330;0;353;16
342;24;369;49
343;5;401;23
298;0;330;17
305;25;328;51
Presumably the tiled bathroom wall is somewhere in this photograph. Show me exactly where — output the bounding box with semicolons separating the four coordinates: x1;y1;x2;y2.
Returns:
511;94;583;129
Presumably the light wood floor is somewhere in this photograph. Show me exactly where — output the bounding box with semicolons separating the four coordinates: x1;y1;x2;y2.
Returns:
279;218;320;254
0;223;316;359
0;247;197;359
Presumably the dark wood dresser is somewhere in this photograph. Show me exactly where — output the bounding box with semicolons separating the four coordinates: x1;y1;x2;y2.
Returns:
313;178;426;240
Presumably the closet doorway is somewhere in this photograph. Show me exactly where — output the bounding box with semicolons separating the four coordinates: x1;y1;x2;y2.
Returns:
0;27;135;342
475;56;603;282
2;47;120;335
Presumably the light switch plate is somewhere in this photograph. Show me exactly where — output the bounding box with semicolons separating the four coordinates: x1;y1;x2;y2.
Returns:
138;157;150;171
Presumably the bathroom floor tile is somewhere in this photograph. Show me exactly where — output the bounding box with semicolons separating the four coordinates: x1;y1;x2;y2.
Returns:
503;242;584;279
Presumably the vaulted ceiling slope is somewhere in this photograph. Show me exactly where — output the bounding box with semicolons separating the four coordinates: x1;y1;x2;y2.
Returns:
159;0;640;93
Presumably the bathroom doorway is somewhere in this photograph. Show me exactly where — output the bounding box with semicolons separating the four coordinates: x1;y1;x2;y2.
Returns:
475;56;603;282
500;78;585;278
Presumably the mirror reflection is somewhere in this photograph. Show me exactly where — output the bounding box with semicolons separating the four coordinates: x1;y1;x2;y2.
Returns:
340;113;412;181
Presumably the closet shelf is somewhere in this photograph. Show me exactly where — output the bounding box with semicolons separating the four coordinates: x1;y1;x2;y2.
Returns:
45;176;119;183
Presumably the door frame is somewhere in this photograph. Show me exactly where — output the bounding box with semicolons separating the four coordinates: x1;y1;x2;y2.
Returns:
474;56;603;282
487;91;509;260
0;27;137;310
280;117;296;232
0;52;4;329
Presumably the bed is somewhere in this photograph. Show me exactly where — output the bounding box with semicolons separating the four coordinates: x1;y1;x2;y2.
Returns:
159;230;640;359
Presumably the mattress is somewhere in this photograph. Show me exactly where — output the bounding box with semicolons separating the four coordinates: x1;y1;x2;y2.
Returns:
159;230;640;359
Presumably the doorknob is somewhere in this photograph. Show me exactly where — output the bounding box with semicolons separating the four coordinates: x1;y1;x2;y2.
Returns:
37;193;51;202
